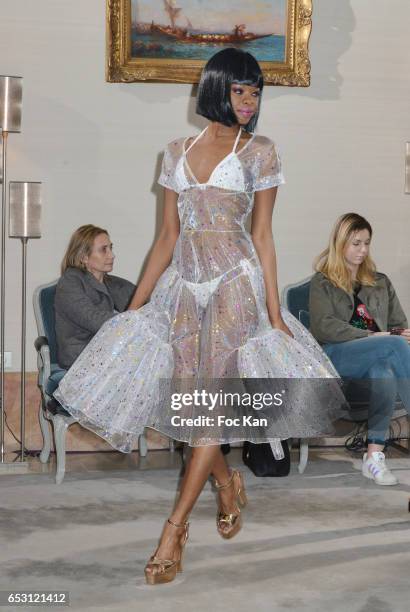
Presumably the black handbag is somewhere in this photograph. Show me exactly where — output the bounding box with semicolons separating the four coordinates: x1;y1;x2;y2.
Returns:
242;440;290;477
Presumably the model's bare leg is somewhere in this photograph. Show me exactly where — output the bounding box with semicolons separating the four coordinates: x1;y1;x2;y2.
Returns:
146;445;239;574
210;447;231;482
146;444;220;574
209;447;245;534
180;446;242;518
182;446;239;518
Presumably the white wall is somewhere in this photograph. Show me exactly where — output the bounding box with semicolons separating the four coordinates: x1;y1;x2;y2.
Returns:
1;0;409;371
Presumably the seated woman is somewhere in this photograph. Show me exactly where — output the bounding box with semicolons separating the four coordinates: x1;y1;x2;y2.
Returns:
55;224;135;369
310;213;410;485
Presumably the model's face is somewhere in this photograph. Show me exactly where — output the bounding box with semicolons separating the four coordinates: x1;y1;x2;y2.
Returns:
230;83;261;126
344;229;371;270
83;233;114;279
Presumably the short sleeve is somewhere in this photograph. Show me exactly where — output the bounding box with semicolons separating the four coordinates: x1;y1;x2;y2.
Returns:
254;142;285;191
157;142;179;193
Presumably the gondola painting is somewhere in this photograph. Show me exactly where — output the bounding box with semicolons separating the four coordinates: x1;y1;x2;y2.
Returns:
106;0;312;85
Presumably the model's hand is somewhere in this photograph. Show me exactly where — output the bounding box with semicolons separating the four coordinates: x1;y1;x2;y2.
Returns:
127;298;149;311
127;303;145;311
270;315;294;338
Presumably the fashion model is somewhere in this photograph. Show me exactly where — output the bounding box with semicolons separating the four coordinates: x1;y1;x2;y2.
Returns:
310;212;410;486
54;48;345;584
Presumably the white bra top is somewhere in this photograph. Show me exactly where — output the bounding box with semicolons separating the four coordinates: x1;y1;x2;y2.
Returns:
175;126;254;192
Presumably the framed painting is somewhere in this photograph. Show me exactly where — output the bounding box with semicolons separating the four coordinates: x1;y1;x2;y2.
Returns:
106;0;312;85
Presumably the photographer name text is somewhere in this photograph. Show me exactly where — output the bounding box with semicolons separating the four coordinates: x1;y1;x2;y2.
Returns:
171;415;268;427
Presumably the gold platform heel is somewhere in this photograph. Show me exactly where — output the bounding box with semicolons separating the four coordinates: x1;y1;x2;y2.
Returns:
144;518;189;585
215;469;247;540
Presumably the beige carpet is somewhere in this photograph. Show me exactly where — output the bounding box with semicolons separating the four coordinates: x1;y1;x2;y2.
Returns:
1;450;410;612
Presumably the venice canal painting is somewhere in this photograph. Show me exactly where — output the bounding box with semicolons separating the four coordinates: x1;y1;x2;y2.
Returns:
131;0;287;62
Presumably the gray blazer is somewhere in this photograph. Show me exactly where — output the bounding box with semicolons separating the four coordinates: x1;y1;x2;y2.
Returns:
309;271;408;345
55;267;135;368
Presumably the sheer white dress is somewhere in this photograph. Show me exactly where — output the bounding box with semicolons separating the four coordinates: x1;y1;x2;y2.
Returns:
54;127;346;451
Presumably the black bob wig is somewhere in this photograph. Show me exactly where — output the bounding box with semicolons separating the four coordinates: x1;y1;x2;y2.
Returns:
196;47;264;133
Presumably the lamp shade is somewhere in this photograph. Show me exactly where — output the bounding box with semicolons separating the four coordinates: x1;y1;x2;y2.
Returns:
0;76;22;133
9;182;42;238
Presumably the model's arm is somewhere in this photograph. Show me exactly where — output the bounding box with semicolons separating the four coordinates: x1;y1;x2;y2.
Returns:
250;186;292;336
128;188;180;310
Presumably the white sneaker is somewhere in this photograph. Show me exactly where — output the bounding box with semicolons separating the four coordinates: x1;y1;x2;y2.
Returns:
362;451;398;486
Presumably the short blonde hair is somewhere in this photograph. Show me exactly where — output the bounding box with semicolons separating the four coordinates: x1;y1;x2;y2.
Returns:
61;224;108;274
314;213;377;293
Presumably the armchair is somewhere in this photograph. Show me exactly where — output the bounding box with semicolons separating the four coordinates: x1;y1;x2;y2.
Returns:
32;279;149;484
281;276;408;473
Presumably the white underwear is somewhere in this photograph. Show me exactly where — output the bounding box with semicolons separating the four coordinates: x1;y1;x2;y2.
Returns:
181;255;258;309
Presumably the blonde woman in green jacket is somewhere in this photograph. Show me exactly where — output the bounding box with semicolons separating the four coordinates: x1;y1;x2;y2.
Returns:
310;213;410;485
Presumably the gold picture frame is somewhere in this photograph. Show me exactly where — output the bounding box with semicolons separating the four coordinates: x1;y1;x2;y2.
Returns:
106;0;312;86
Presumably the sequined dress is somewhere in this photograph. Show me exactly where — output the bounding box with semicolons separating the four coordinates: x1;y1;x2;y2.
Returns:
54;127;346;451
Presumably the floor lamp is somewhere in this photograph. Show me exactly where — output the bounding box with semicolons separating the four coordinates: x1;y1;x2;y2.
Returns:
9;182;42;462
0;76;22;464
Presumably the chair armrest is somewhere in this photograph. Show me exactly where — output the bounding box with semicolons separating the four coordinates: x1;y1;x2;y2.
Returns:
34;336;49;352
34;337;52;388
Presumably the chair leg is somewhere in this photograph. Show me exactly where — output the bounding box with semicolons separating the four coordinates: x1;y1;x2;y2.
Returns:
298;438;309;474
52;415;69;485
38;400;52;463
138;432;148;457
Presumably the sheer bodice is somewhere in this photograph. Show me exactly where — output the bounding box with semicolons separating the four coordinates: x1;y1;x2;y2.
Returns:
160;127;284;284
